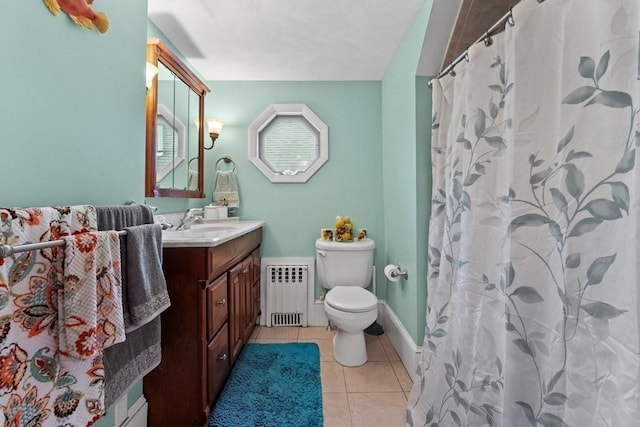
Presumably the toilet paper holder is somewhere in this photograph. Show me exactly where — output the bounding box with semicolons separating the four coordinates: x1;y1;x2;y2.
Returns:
386;264;408;280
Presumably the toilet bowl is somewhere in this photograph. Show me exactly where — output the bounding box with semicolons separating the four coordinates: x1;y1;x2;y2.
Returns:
324;286;378;366
316;238;377;366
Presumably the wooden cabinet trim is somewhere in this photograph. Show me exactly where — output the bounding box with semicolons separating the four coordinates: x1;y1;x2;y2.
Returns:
207;228;262;281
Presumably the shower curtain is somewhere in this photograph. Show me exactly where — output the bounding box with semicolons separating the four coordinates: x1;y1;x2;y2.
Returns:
408;0;640;426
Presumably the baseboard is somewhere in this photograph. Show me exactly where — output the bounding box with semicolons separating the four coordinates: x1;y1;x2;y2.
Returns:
307;298;328;326
120;395;148;427
379;301;422;378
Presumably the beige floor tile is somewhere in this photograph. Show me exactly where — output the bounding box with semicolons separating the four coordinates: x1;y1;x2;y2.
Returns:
382;341;401;362
348;392;407;427
321;361;346;393
365;339;389;362
391;361;413;392
344;362;402;392
323;392;352;427
248;326;261;342
379;334;392;347
298;338;335;362
254;337;298;344
298;326;336;340
242;326;412;426
364;333;377;343
257;326;300;339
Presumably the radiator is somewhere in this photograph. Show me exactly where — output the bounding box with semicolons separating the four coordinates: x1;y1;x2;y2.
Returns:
265;264;309;327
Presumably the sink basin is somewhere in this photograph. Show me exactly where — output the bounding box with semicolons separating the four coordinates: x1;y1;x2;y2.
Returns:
160;219;265;247
162;223;239;241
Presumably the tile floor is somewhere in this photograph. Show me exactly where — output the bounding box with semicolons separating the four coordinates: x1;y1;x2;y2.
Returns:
249;326;413;427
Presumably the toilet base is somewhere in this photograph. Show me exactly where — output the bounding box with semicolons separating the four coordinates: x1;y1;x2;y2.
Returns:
333;330;367;367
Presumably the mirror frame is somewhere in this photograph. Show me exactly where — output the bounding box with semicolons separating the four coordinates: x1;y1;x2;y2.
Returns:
145;38;210;198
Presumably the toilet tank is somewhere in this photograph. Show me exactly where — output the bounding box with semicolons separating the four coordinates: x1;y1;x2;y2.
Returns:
315;239;375;289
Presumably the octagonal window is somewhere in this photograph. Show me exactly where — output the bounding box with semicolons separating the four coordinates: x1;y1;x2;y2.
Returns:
248;104;328;183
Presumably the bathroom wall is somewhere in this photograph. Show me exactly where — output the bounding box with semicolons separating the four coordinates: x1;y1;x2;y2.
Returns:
1;1;433;425
203;81;386;298
1;0;148;208
1;1;149;426
147;22;387;297
381;1;434;345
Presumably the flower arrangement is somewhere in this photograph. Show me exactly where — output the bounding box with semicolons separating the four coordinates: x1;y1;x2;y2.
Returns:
334;215;353;242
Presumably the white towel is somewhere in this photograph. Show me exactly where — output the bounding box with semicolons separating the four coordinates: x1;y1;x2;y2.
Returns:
188;170;198;191
213;170;239;208
60;230;125;359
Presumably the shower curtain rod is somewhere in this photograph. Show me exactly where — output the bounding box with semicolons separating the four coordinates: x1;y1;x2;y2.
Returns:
428;0;540;88
0;229;128;259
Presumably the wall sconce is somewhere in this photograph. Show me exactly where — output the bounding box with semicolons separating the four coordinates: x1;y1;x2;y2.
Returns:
145;62;159;92
205;118;224;150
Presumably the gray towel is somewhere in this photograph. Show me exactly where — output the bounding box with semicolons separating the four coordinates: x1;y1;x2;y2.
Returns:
102;317;162;407
123;224;170;331
97;205;155;229
96;205;169;408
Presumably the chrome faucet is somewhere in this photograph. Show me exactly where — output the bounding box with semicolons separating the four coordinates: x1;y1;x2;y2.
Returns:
176;208;203;231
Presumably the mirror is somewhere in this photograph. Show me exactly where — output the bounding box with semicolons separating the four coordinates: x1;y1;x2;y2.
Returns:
248;104;328;183
155;103;185;181
145;38;210;198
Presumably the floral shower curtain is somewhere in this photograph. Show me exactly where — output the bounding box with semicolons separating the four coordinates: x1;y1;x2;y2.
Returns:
408;0;640;426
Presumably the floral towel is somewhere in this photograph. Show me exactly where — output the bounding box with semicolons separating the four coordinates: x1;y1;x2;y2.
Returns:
60;231;125;360
0;206;121;426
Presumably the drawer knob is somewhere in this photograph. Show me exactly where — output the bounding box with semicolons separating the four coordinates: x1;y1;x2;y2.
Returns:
217;353;228;361
216;298;227;306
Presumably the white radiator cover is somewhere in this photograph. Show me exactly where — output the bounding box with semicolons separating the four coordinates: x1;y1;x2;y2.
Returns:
263;258;313;327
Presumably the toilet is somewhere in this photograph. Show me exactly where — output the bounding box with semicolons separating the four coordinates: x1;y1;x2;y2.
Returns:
316;238;378;367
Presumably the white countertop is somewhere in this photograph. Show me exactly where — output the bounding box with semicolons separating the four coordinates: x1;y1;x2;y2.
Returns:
161;219;265;248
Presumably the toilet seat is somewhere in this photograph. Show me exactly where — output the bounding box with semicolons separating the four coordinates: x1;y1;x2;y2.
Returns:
325;287;378;313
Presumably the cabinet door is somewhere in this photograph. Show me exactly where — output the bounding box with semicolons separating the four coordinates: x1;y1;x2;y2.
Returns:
251;248;261;324
207;323;230;403
252;281;260;326
252;248;261;284
228;263;244;362
242;257;255;342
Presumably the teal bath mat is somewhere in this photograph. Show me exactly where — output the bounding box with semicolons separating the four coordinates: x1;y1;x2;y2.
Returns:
210;342;323;427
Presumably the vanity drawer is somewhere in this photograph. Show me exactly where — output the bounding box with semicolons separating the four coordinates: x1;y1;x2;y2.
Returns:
207;274;228;341
207;323;230;404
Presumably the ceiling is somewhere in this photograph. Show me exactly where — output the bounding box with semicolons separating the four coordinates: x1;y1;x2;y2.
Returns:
147;0;518;81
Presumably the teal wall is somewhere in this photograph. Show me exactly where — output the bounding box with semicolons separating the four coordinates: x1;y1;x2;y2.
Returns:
1;0;148;208
1;2;148;426
1;0;434;425
203;81;386;297
381;1;434;345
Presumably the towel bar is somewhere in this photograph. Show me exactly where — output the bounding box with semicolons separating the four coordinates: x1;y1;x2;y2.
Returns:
0;230;128;259
216;156;236;172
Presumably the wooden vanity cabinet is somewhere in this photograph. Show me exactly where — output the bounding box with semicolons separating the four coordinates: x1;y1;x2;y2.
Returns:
228;247;262;363
144;228;262;427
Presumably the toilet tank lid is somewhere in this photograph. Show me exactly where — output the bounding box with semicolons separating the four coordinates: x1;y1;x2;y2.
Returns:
315;238;375;251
